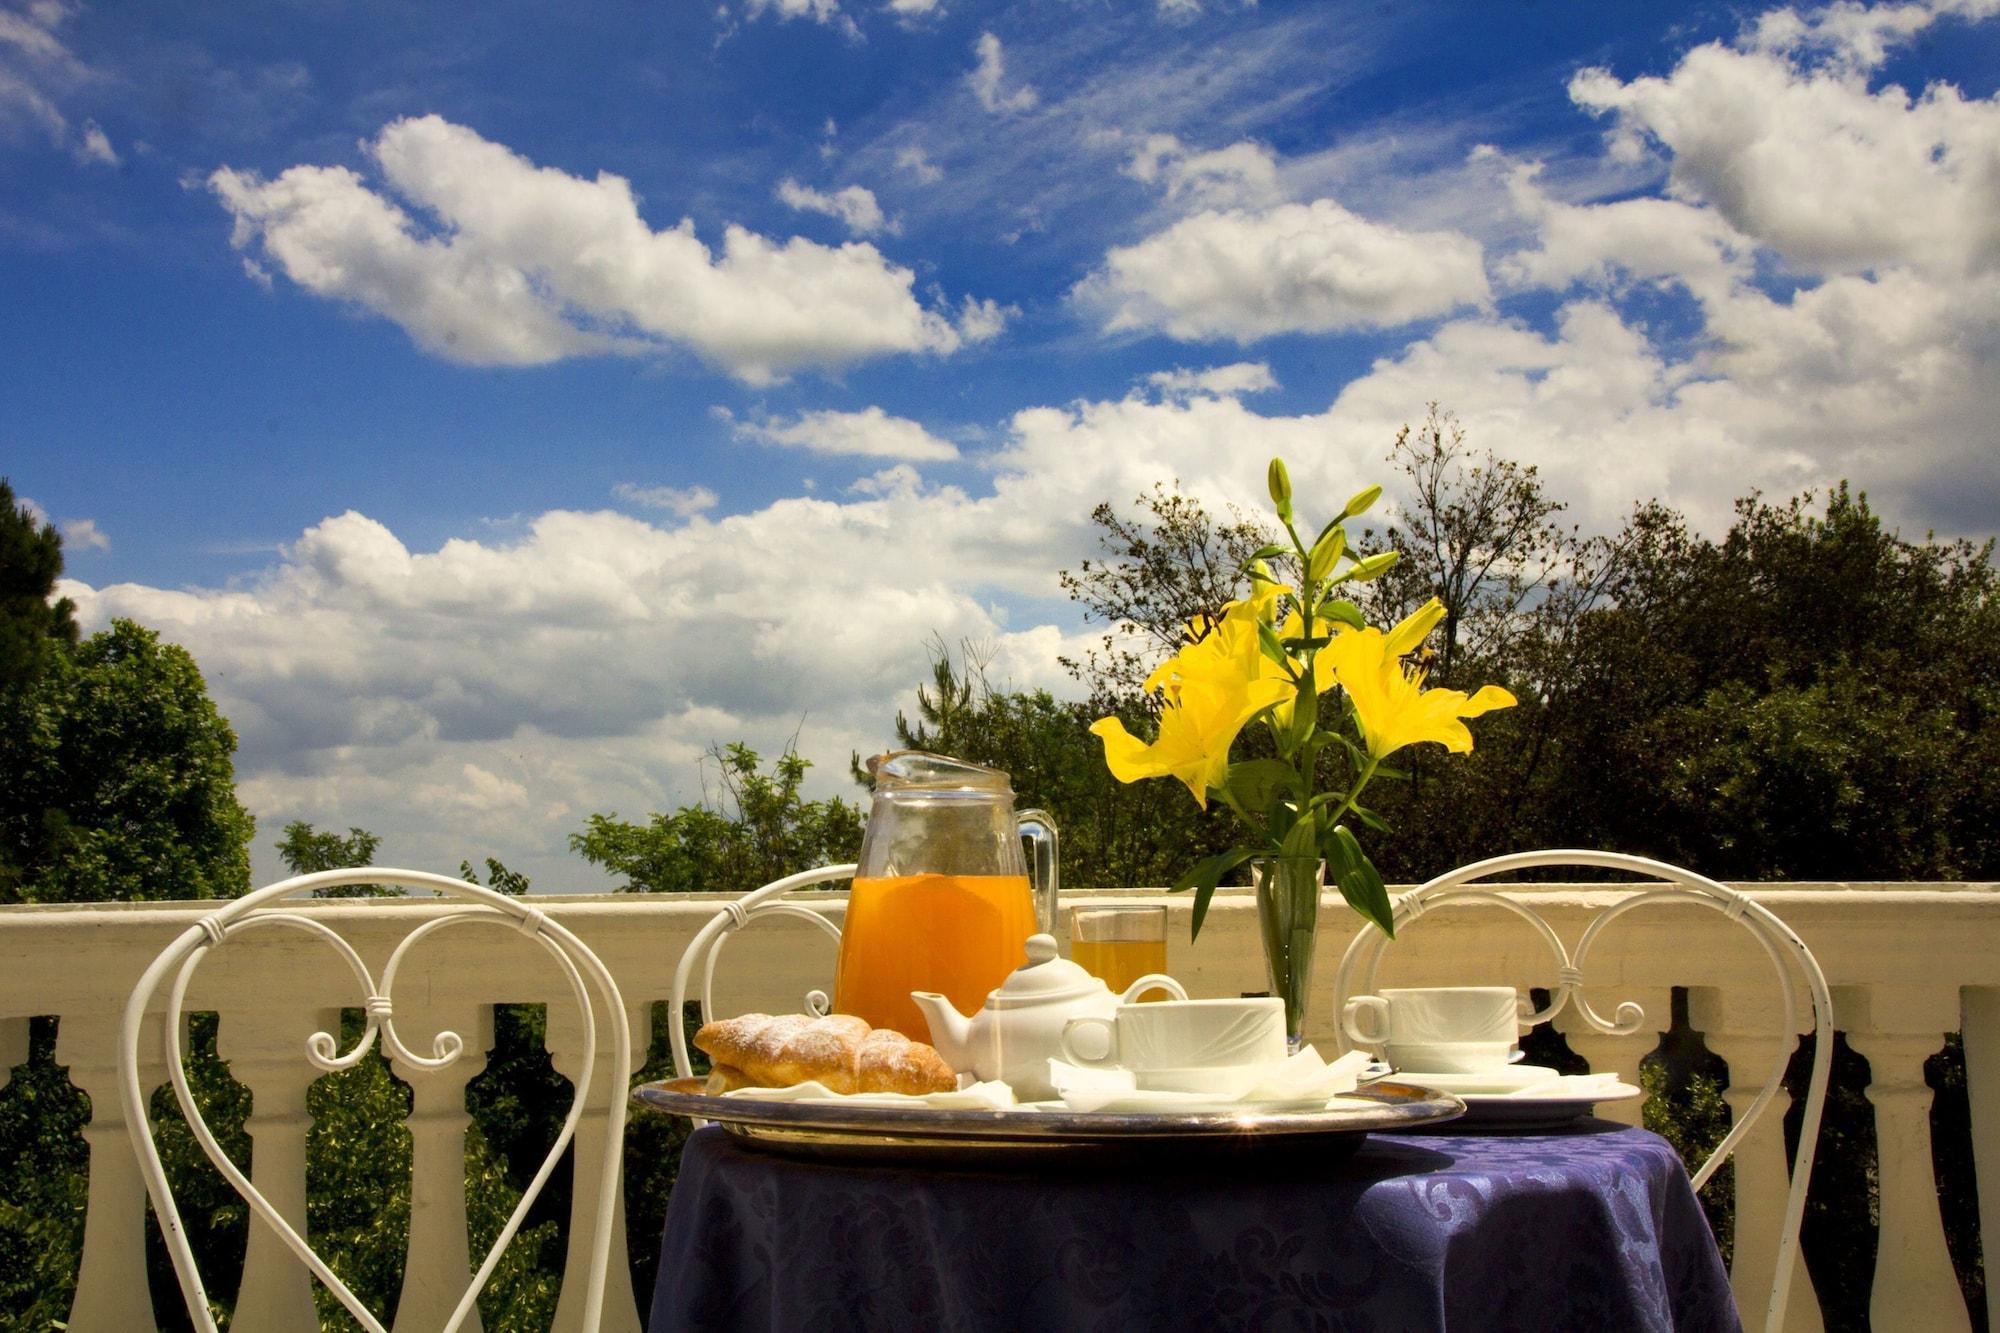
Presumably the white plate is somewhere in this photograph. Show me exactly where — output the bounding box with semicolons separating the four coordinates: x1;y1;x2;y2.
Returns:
1439;1078;1642;1130
1388;1065;1564;1095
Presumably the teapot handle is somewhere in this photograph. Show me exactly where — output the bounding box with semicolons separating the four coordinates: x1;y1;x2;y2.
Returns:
1017;809;1059;935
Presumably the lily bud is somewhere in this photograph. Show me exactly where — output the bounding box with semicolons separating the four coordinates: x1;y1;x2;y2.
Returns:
1349;550;1399;581
1267;458;1293;520
1343;484;1383;518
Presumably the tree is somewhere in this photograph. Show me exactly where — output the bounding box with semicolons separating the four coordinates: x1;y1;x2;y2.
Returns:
276;820;393;898
0;619;254;903
572;743;863;893
1058;481;1274;709
0;478;77;695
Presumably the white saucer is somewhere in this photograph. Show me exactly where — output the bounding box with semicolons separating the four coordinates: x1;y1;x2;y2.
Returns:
1439;1076;1641;1129
1391;1065;1563;1095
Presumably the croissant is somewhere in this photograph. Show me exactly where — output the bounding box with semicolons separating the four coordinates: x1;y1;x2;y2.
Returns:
695;1013;957;1095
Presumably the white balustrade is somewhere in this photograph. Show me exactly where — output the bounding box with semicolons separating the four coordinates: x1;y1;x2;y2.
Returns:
0;882;1992;1330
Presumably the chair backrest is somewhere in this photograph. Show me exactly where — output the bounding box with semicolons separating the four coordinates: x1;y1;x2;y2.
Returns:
1330;849;1831;1333
667;863;853;1081
118;868;630;1333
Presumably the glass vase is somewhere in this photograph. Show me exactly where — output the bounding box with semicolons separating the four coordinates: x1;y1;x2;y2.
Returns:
1253;856;1327;1053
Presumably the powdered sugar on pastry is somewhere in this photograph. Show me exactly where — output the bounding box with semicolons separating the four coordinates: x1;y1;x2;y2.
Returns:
694;1013;955;1095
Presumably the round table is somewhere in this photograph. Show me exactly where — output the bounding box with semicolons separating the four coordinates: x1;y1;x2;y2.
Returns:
648;1121;1739;1332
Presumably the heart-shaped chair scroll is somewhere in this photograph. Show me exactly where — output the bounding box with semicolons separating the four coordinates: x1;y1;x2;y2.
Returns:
1331;849;1831;1333
118;868;630;1333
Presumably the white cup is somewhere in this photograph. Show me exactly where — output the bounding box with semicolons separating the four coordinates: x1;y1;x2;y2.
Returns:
1341;986;1526;1073
1060;997;1285;1082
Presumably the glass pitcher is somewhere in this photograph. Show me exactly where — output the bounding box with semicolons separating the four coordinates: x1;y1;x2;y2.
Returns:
833;752;1058;1037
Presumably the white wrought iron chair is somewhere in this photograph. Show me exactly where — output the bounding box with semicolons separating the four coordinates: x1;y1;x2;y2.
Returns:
1331;849;1832;1333
118;868;630;1333
666;864;854;1082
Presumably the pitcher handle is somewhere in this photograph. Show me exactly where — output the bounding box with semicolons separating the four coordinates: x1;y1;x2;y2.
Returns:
1017;808;1059;935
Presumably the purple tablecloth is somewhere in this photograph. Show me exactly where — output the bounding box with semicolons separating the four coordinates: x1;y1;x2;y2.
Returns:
648;1121;1739;1332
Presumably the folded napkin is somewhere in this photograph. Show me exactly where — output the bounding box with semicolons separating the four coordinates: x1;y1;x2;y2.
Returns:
1047;1047;1373;1113
721;1079;1019;1109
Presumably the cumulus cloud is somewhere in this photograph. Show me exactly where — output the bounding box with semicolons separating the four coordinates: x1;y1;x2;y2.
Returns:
1569;8;2000;278
1144;361;1279;398
776;177;894;236
210;115;999;384
1496;160;1751;298
1075;198;1490;341
724;404;960;460
968;32;1038;114
1122;133;1281;210
613;482;719;518
59;515;109;551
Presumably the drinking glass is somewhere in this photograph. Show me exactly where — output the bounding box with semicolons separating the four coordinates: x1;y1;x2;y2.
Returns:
1069;906;1169;1000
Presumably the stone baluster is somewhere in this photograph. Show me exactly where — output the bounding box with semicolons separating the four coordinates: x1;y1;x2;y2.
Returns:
217;1003;344;1328
58;1010;165;1332
1962;987;2000;1333
1553;985;1671;1128
389;1001;493;1333
547;1001;649;1333
1688;987;1823;1333
1841;985;1971;1333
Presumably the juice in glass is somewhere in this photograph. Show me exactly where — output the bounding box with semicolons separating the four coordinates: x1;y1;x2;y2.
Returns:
1069;937;1170;996
835;872;1038;1037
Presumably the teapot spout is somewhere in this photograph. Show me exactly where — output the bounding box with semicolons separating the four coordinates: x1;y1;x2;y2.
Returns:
909;991;973;1068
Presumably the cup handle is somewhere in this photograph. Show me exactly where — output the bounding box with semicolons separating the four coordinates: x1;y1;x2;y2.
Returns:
1060;1015;1117;1067
1342;995;1390;1046
1119;973;1187;1003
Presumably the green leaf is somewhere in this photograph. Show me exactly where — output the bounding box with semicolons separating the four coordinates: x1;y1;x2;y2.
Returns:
1320;598;1365;629
1280;814;1321;862
1173;846;1255;940
1327;825;1394;936
1245;543;1289;564
1347;802;1393;834
1255;620;1292;670
1223;758;1304;811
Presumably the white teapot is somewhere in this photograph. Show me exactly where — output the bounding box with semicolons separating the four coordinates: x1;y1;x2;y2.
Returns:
910;933;1184;1100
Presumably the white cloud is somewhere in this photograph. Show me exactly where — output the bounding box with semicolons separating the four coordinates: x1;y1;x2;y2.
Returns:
968;32;1038;114
1157;0;1203;23
1145;362;1278;398
1496;159;1750;298
1075;198;1490;341
210;115;998;384
58;515;108;551
1122;133;1281;210
613;482;719;518
885;0;942;16
727;404;960;460
739;0;861;39
776;177;894;236
895;145;943;184
1569;11;2000;278
0;0;112;165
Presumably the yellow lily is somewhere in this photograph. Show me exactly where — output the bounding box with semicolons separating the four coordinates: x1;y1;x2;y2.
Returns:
1093;599;1290;807
1323;598;1517;759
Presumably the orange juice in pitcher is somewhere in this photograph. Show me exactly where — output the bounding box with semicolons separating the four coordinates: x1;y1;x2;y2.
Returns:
834;754;1057;1036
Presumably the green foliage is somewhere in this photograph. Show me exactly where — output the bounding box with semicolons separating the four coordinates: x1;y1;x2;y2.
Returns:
0;478;78;696
0;619;255;904
572;743;863;893
0;1018;89;1329
276;821;393;898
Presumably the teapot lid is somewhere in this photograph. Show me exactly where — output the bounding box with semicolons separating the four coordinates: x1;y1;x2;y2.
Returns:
988;934;1109;1008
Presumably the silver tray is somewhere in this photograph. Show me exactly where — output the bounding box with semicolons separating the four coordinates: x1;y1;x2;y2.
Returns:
632;1077;1464;1164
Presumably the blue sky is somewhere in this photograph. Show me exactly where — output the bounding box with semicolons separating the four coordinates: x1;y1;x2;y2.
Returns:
6;0;1998;888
